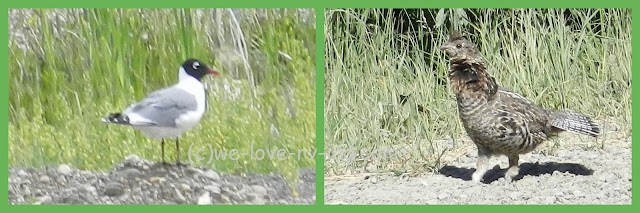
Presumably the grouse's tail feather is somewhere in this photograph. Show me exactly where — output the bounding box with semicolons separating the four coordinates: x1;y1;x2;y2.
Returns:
102;113;131;125
550;111;599;137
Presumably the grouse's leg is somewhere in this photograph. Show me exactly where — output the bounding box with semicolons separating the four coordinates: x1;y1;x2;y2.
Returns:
472;145;490;182
505;154;520;182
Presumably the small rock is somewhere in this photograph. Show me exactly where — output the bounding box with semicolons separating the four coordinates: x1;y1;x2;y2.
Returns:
83;185;97;195
181;183;191;191
508;191;522;200
124;154;141;163
104;182;125;197
365;164;378;172
175;188;186;203
39;175;51;183
55;175;66;184
186;167;204;176
57;164;72;175
251;196;266;205
369;176;378;184
204;170;220;181
220;195;231;204
149;177;166;183
17;170;28;177
438;192;449;200
204;183;221;194
197;192;212;205
251;185;267;195
79;170;94;177
115;168;143;179
34;195;52;205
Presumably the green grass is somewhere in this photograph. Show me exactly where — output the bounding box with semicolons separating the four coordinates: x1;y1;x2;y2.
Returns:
324;9;631;175
8;9;316;180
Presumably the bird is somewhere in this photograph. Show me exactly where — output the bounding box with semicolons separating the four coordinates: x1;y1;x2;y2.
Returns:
439;34;599;183
102;59;220;165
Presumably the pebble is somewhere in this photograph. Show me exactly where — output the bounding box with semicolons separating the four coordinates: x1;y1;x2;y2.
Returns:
205;183;221;194
508;191;522;200
251;195;266;205
39;175;51;183
83;185;97;195
204;170;220;181
125;154;141;163
369;176;378;184
197;192;212;205
186;167;204;176
149;177;166;183
104;182;125;197
220;195;231;204
365;164;378;172
55;175;66;184
57;164;72;175
251;185;267;195
34;195;52;205
174;188;186;203
438;192;449;199
17;170;28;177
181;183;191;191
115;168;143;179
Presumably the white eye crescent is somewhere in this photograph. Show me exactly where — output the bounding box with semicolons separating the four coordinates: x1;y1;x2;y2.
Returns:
192;62;200;70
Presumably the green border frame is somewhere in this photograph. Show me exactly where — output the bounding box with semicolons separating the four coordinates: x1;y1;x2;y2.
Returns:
2;0;636;211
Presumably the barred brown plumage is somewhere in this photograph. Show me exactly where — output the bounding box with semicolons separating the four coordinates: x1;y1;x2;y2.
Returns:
440;34;600;183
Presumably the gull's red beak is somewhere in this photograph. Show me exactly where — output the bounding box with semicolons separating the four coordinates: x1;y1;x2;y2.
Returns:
208;69;221;76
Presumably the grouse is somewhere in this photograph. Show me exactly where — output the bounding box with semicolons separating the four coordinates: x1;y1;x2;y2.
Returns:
440;34;599;183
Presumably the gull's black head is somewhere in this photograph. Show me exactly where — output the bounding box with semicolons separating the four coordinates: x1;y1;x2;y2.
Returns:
181;59;220;81
439;33;481;60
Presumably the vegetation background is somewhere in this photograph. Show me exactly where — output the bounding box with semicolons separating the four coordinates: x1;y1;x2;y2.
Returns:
8;9;316;180
324;8;631;175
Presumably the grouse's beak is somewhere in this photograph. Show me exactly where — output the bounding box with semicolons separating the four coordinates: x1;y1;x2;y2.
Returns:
440;44;454;57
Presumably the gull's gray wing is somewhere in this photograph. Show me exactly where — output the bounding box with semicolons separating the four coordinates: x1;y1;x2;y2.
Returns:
123;87;198;127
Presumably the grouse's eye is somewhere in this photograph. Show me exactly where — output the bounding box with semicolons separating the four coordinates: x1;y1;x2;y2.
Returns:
192;62;200;70
456;44;462;49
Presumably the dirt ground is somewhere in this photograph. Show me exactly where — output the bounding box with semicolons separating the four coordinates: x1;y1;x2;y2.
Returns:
325;129;631;205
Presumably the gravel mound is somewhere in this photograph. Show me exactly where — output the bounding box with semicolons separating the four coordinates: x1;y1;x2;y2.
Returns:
325;134;631;204
9;155;315;205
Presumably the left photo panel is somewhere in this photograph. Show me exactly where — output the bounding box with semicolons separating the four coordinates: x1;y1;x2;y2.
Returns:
8;8;316;205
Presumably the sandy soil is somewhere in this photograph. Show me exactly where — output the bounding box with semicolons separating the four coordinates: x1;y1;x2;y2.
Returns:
325;131;631;205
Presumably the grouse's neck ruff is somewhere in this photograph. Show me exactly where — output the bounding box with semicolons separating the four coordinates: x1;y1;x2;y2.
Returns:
447;57;498;100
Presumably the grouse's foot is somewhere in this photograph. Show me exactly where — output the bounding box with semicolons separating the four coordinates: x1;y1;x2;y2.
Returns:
471;171;485;183
504;165;519;183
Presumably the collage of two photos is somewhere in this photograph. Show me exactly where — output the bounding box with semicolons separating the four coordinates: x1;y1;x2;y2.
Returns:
323;8;631;204
7;7;633;206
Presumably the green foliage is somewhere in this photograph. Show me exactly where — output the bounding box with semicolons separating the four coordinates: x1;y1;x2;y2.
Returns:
324;8;631;175
8;9;316;180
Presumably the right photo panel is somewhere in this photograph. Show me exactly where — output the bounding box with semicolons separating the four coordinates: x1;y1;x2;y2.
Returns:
324;8;631;204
